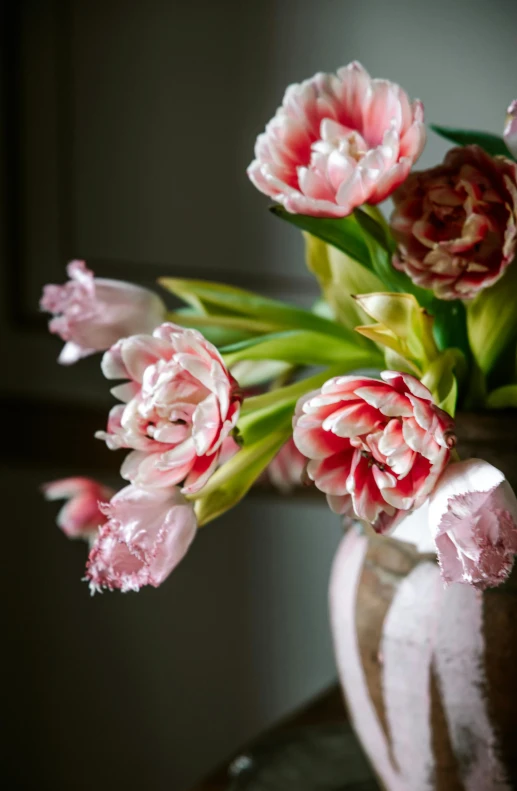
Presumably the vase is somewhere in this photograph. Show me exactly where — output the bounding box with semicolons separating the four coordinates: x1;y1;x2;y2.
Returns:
329;412;517;791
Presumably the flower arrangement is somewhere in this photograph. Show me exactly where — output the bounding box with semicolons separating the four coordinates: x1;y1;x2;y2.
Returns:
42;63;517;593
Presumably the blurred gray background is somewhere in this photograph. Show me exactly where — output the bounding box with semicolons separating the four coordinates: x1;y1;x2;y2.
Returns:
2;0;516;788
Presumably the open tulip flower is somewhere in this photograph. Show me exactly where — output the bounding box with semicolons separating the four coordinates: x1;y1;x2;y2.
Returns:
391;146;517;300
292;371;455;532
42;63;517;592
248;62;426;218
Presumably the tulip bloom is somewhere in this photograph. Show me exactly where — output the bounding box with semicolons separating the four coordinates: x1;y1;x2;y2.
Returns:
248;61;425;217
96;323;242;494
504;100;517;159
429;459;517;589
86;485;197;593
391;146;517;300
293;371;455;532
40;260;166;364
267;438;307;494
41;477;115;540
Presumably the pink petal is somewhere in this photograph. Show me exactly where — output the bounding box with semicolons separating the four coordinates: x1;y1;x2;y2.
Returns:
86;485;197;593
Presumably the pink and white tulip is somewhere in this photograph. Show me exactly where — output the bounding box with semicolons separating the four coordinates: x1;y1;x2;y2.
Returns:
40;261;166;364
267;437;307;494
86;485;197;593
96;323;242;494
429;459;517;589
504;100;517;159
248;61;426;217
41;477;115;541
293;371;455;532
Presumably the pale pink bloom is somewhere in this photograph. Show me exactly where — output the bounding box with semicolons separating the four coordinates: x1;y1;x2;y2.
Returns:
86;485;197;593
429;459;517;589
267;437;307;493
96;323;242;494
41;477;115;540
504;100;517;159
293;371;455;532
40;260;166;364
391;146;517;300
247;61;425;218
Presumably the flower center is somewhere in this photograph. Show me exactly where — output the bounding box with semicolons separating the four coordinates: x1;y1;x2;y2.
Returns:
313;119;368;163
360;449;386;471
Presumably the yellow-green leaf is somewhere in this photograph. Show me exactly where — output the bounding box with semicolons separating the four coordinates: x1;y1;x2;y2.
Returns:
486;384;517;409
191;429;291;526
467;263;517;375
304;233;383;330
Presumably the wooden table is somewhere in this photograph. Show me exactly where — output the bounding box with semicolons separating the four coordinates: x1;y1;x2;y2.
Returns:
189;685;379;790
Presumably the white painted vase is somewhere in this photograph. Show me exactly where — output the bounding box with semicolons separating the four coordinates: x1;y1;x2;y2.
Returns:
329;414;517;791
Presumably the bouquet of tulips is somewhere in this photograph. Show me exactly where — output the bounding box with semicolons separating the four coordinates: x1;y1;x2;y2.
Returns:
41;63;517;593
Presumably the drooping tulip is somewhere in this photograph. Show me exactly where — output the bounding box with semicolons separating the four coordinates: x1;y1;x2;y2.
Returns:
428;458;517;589
41;477;115;540
86;485;197;593
267;437;308;494
40;260;166;364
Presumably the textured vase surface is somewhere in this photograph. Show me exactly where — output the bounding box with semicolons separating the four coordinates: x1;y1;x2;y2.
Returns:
329;413;517;791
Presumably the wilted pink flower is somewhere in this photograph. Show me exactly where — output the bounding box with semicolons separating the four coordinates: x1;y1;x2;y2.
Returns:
391;146;517;300
293;371;455;532
96;323;242;494
429;459;517;589
86;485;197;593
40;260;166;364
41;477;115;540
247;61;425;218
504;100;517;159
267;437;307;493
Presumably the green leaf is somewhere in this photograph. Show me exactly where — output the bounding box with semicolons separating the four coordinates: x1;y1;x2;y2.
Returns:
238;400;296;446
354;209;438;310
354;211;470;356
486;384;517;409
304;233;384;331
240;364;348;416
160;277;356;342
271;203;442;319
430;125;515;160
421;350;463;416
270;206;372;269
191;428;291;526
221;329;378;368
166;309;277;336
354;207;393;253
467;263;517;375
354;292;439;369
230;359;293;389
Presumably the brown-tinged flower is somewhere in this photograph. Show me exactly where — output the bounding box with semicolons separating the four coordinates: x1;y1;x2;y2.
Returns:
391;146;517;300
